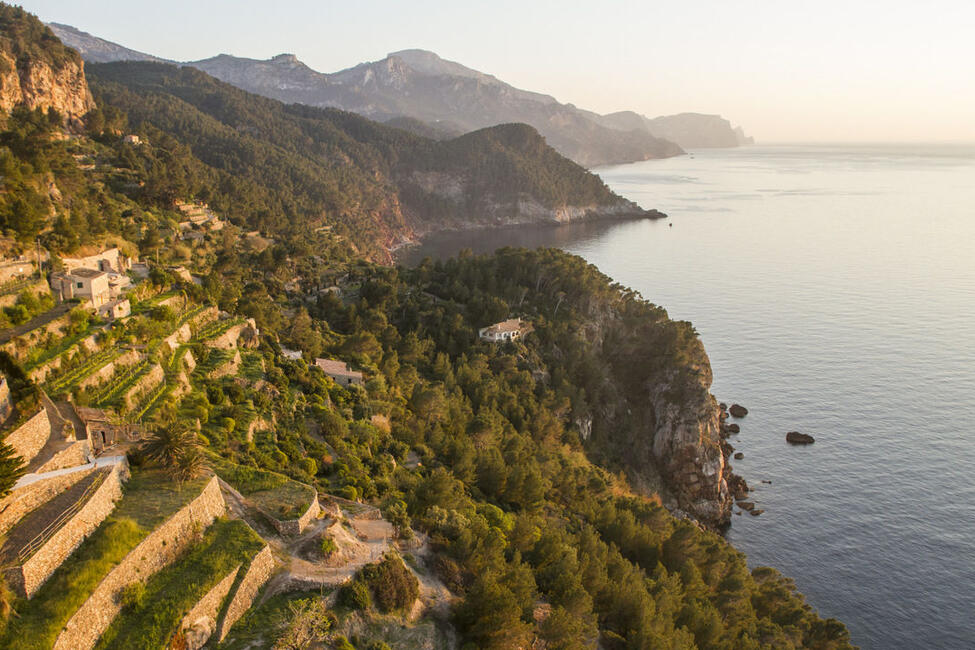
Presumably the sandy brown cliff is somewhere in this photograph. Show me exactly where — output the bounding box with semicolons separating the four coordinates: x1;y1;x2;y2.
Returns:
0;7;95;125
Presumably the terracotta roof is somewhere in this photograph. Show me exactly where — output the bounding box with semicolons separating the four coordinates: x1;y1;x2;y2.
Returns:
315;358;363;378
482;318;524;334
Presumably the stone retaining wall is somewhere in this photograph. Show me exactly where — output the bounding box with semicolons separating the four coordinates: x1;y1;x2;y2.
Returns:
162;323;192;352
180;563;242;650
54;476;227;650
121;363;164;410
182;348;197;372
0;278;49;309
5;462;128;598
215;544;274;642
266;493;320;536
4;404;52;466
35;439;90;473
0;467;94;537
28;333;100;384
0;311;74;361
210;349;241;379
75;349;141;393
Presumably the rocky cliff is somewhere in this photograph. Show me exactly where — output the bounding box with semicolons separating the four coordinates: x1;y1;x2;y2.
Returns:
598;110;753;148
0;7;94;125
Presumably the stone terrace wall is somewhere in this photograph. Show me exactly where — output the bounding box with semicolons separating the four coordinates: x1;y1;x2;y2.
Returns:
266;493;320;536
0;467;94;537
216;544;274;642
76;349;141;392
28;333;100;384
121;363;164;410
54;476;227;650
162;323;192;352
4;404;52;466
36;439;90;473
6;462;128;598
205;323;246;350
180;563;242;650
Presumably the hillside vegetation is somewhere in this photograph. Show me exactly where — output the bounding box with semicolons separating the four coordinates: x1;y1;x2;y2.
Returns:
0;7;851;648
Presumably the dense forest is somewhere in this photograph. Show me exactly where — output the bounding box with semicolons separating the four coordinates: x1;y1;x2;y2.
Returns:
0;8;853;648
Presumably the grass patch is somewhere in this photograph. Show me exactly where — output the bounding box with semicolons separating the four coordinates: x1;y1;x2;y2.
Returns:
95;518;264;650
216;589;329;650
212;459;315;521
0;470;210;649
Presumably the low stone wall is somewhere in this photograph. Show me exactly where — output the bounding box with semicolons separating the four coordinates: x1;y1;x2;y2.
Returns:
75;349;141;393
215;544;274;642
210;349;241;379
0;311;74;362
189;306;219;332
180;563;242;650
54;476;227;650
27;333;101;384
0;278;49;309
205;323;246;350
0;467;94;538
4;404;52;466
35;439;90;473
162;323;192;352
6;462;128;599
266;493;320;536
182;348;197;372
121;363;164;410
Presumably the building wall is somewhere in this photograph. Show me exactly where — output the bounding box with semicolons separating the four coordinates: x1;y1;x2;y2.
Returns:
54;476;227;650
4;405;52;466
180;563;242;650
216;544;275;642
5;463;128;599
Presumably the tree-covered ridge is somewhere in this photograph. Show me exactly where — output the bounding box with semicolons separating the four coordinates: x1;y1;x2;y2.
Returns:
0;4;81;72
86;62;641;257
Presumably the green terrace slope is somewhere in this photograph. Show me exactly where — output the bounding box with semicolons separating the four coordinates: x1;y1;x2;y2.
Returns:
86;62;652;259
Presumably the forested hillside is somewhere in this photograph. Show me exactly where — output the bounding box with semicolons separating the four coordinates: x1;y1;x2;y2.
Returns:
0;8;851;648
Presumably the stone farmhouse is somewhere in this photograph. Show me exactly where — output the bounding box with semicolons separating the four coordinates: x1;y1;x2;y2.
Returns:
314;358;364;387
50;268;111;307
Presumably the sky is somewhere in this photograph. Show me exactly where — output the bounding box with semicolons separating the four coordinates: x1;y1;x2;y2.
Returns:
19;0;975;143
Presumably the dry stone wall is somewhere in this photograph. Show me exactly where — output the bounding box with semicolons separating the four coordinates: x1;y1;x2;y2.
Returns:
36;439;90;473
4;404;52;466
54;476;227;650
75;349;141;392
216;544;274;642
266;493;320;536
180;564;242;650
28;333;101;383
162;323;192;352
5;463;128;598
121;363;164;409
0;467;94;537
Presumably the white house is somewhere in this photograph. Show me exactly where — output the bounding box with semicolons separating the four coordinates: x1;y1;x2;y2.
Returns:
50;268;111;307
479;318;529;343
315;358;364;387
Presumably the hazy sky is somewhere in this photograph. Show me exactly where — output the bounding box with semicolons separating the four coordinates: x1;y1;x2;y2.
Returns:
19;0;975;143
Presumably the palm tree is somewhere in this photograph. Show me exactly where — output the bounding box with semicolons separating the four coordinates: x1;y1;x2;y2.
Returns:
140;427;207;488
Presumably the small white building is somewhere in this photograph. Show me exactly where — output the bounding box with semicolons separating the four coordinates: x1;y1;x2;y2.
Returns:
315;358;364;387
50;268;111;307
479;318;528;343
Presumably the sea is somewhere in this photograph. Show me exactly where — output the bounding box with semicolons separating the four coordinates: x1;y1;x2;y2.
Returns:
399;144;975;649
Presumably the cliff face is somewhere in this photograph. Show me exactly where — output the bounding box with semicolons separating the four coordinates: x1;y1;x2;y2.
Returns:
0;8;95;125
0;51;94;123
646;364;731;525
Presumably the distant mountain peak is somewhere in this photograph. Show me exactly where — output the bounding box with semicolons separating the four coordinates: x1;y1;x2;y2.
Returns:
270;53;300;64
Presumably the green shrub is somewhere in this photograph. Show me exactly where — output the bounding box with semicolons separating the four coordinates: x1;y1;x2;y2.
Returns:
360;554;419;613
117;583;145;609
339;580;371;611
320;535;337;557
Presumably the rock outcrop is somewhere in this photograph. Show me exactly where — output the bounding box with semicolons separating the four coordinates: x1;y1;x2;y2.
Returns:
0;7;95;126
786;431;815;445
646;364;733;527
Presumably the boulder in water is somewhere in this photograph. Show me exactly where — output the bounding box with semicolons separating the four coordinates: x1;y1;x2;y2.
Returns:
786;431;815;445
729;404;748;418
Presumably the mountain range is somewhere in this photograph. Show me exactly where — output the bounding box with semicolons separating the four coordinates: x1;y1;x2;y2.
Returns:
49;23;752;167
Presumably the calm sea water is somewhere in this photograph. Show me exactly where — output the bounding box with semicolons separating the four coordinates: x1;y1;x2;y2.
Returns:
401;144;975;649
